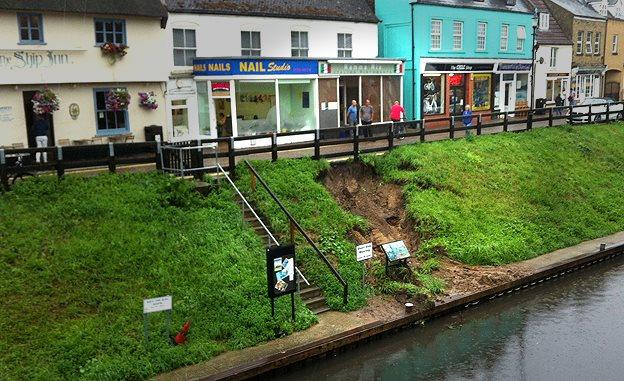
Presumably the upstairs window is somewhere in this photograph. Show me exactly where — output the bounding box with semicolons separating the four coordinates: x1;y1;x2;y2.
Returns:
577;31;584;55
550;47;558;67
500;24;509;51
595;32;601;55
17;13;44;44
291;31;309;57
241;31;261;56
173;29;196;66
539;13;550;31
613;34;619;54
338;33;352;57
586;31;593;54
477;22;487;51
431;19;442;50
452;21;463;50
517;26;526;51
95;19;126;45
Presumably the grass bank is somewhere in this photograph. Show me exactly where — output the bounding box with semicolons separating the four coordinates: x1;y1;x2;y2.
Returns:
0;174;315;380
364;123;624;265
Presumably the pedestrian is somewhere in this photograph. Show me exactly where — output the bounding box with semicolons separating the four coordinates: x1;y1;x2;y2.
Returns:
567;92;576;107
32;114;50;163
390;101;405;139
462;105;473;136
555;93;564;116
344;99;358;138
360;99;374;138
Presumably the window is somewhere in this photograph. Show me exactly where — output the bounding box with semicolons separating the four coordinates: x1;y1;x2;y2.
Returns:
94;89;129;135
500;24;509;51
241;31;261;56
539;13;550;31
337;33;352;57
595;32;601;55
577;31;584;54
613;34;619;54
517;26;526;51
422;75;444;115
17;13;44;44
431;20;442;50
477;22;487;51
95;19;126;45
549;47;558;67
171;99;190;138
586;31;593;54
173;29;196;66
452;21;463;50
291;31;309;57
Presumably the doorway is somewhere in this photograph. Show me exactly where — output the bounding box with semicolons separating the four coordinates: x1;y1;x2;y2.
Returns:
23;90;55;147
339;77;359;126
214;98;233;138
500;74;516;113
448;74;465;116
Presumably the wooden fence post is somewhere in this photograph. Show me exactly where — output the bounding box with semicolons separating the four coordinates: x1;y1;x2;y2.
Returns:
548;107;553;127
155;140;162;170
503;112;509;132
420;120;426;142
388;123;394;150
0;149;7;190
314;129;320;160
228;137;236;172
449;116;455;139
587;104;593;125
56;146;64;178
271;132;278;162
476;114;482;135
606;103;610;123
527;111;533;131
568;105;573;124
353;125;360;162
108;142;116;173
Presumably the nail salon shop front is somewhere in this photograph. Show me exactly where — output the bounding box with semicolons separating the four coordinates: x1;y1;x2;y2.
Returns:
192;57;320;148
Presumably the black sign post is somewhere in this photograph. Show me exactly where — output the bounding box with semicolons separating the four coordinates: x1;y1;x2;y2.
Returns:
266;245;297;321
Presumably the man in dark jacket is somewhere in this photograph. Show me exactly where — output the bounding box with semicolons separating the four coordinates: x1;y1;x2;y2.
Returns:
32;114;50;163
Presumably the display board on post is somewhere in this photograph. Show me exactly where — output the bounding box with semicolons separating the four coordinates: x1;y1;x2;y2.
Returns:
356;243;373;284
266;245;297;321
381;240;411;276
142;295;172;345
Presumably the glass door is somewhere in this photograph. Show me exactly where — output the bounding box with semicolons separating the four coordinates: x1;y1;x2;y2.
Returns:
448;74;465;116
169;96;199;142
500;74;516;114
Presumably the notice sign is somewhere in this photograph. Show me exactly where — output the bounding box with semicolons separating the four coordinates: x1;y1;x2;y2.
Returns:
266;245;297;298
381;240;410;262
356;243;373;262
143;296;172;314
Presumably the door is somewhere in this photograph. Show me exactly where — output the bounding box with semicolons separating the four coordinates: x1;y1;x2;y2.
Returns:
214;98;233;138
448;74;466;116
168;95;199;142
23;90;55;147
501;81;516;113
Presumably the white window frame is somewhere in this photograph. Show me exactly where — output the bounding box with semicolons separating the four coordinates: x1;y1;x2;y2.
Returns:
241;31;261;56
452;21;463;50
173;28;196;67
291;31;309;57
476;22;487;51
577;31;584;55
517;26;526;51
549;47;557;68
586;31;593;55
337;33;352;58
431;19;442;50
594;32;601;55
613;34;619;54
539;13;550;31
500;24;509;51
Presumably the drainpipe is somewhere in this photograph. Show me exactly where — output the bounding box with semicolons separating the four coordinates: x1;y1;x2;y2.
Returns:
411;2;416;120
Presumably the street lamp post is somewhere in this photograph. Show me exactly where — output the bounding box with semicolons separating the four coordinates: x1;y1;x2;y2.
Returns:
530;8;539;110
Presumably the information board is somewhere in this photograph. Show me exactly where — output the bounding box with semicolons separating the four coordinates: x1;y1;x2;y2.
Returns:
356;243;373;262
266;245;297;298
143;296;172;314
381;240;410;262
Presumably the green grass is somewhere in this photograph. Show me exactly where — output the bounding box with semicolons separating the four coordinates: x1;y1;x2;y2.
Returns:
364;123;624;265
0;174;315;380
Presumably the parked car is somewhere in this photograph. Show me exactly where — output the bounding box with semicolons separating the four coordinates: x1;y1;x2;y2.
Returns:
571;98;623;123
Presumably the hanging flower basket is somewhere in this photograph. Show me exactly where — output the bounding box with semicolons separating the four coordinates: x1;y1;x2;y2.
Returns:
32;88;60;115
106;88;131;111
138;91;158;110
100;42;128;62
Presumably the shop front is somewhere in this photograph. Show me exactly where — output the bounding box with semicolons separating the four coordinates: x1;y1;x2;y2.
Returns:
193;57;319;148
317;60;403;128
494;62;532;113
571;67;605;102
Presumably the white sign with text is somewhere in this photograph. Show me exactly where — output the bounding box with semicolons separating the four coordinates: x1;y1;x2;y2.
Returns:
143;296;172;314
356;243;373;262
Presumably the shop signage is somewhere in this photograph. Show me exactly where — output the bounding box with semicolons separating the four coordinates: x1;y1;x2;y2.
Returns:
497;63;532;71
194;58;318;76
356;243;373;262
211;81;230;97
0;106;14;123
322;62;402;75
425;63;494;72
0;50;73;70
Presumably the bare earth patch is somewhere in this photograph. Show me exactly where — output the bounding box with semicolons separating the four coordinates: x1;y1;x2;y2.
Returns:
322;162;530;301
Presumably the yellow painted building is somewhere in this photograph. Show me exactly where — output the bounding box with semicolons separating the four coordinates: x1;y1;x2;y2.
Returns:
0;1;169;147
604;17;624;100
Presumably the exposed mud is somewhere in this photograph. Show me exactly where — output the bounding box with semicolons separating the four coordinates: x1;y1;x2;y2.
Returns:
322;162;530;300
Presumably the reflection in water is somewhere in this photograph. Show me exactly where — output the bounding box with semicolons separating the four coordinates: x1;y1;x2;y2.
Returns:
276;258;624;381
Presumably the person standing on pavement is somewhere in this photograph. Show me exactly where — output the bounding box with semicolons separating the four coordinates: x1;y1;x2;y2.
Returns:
462;105;473;136
360;99;374;138
390;101;405;139
555;93;564;116
32;114;50;163
345;99;359;138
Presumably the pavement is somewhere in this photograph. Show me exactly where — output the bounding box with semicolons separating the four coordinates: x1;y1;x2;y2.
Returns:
155;230;624;381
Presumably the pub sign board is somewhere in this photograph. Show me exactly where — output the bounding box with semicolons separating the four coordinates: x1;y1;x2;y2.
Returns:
266;245;297;298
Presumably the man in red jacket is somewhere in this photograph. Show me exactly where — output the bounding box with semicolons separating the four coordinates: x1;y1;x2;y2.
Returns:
390;101;405;139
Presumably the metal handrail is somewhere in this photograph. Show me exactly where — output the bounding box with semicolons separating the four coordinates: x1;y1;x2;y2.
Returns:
244;160;348;305
216;164;310;286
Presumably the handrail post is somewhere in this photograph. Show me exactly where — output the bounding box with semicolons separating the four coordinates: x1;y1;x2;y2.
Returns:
449;116;455;139
353;125;360;162
388;123;394;150
108;142;116;173
476;114;482;135
0;149;7;190
503;112;509;132
314;129;320;160
56;146;64;178
420;120;426;142
228;137;235;172
343;283;348;305
548;107;553;127
271;132;278;162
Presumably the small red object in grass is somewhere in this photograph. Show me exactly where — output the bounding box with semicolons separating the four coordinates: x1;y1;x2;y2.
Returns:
174;321;191;345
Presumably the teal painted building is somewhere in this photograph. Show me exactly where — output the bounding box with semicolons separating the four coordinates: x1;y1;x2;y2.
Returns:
376;0;535;120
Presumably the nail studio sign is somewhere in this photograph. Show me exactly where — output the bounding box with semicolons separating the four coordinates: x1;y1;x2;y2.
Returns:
193;58;318;76
0;51;73;70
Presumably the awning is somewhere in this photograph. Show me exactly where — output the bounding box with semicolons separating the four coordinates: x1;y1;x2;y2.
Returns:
575;66;606;75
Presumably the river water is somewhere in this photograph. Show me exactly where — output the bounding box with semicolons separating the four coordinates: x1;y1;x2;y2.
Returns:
276;256;624;381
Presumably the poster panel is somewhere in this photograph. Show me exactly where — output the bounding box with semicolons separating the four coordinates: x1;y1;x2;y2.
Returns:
266;245;297;298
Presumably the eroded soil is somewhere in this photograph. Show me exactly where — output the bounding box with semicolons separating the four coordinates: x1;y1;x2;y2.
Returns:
322;162;530;300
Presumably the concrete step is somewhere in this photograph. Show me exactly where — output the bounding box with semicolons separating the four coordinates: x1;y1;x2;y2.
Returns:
304;295;328;310
300;286;322;299
311;305;331;315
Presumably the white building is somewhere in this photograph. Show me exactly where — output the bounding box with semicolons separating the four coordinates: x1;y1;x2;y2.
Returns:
0;1;170;148
530;0;574;107
163;0;403;146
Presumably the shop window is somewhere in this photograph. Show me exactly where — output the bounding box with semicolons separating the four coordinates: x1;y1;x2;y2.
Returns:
595;32;601;55
241;31;261;56
338;33;352;58
452;21;463;50
422;75;444;115
431;20;442;50
235;81;277;136
361;76;381;122
173;29;197;66
515;74;529;108
383;76;401;120
319;78;338;129
278;79;316;133
95;19;126;45
171;99;190;138
94;89;129;135
197;82;212;137
577;31;584;55
516;26;526;52
17;13;44;44
546;79;564;102
291;31;309;57
448;74;465;116
500;24;509;51
550;47;558;68
472;74;491;111
586;32;593;55
477;22;487;51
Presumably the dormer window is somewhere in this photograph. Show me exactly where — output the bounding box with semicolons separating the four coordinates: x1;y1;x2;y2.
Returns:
539;13;550;31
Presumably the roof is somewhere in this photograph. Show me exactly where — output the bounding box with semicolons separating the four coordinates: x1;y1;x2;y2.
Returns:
413;0;533;14
165;0;379;23
545;0;606;19
526;0;573;44
0;0;168;24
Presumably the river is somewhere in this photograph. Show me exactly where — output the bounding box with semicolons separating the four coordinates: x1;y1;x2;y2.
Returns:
275;256;624;381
